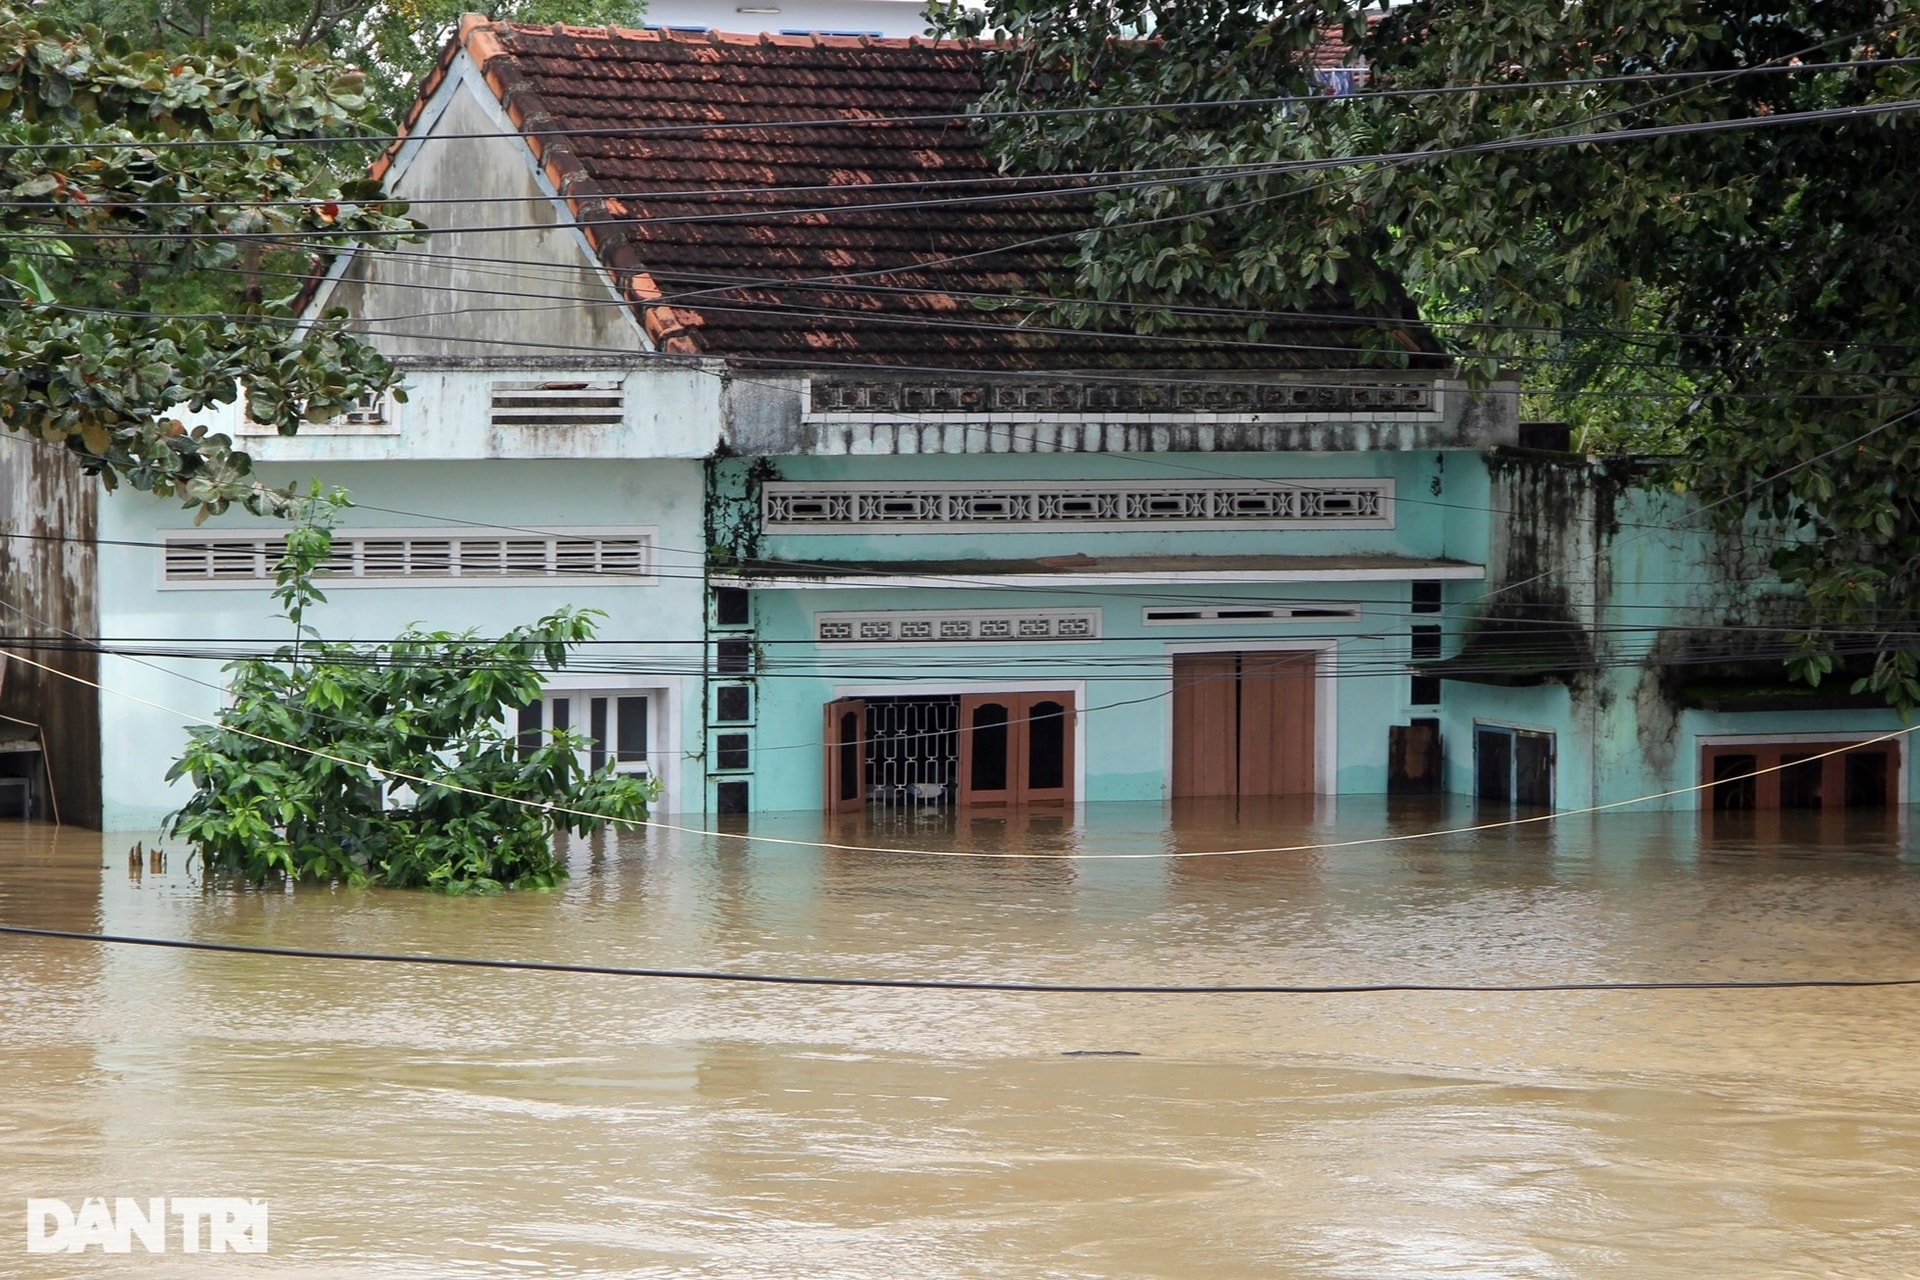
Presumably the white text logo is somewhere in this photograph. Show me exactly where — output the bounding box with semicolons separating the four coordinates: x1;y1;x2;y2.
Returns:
26;1198;268;1253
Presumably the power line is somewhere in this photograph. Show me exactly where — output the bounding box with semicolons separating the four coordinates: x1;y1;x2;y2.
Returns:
4;640;1913;864
7;49;1916;156
16;95;1920;244
5;922;1919;995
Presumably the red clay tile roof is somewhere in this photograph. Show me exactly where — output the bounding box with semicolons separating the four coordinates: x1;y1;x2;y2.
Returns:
383;19;1440;371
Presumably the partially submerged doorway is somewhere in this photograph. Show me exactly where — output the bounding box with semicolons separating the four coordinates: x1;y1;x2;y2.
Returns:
1703;739;1901;810
1170;651;1318;799
1475;725;1555;808
824;691;1076;812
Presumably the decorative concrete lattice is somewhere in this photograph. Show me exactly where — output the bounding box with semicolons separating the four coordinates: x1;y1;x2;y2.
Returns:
763;479;1393;532
815;609;1101;646
806;378;1436;417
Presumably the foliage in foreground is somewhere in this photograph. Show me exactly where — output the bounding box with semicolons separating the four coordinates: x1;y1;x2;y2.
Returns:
167;501;657;892
0;9;415;519
941;0;1920;707
27;0;646;125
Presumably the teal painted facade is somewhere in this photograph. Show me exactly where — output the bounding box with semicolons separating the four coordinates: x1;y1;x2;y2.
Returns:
703;445;1501;813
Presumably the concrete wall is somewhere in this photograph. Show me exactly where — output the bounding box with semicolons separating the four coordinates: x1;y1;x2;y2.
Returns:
204;364;728;464
319;68;649;359
708;448;1496;812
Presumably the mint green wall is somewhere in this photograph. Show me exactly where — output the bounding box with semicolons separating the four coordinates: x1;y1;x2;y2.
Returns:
751;450;1468;565
741;582;1444;811
720;449;1500;812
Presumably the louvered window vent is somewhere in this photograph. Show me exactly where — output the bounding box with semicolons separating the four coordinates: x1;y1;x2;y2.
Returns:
490;381;624;428
162;528;653;587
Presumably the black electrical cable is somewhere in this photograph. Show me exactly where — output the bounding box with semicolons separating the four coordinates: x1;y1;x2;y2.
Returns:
4;923;1918;995
4;50;1917;157
18;95;1920;244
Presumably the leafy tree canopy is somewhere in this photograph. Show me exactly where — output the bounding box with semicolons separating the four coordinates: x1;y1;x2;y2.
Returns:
26;0;644;122
942;0;1920;706
1;8;422;517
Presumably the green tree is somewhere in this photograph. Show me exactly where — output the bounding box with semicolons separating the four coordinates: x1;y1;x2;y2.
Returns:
1;9;421;518
944;0;1920;705
26;0;644;122
167;493;658;892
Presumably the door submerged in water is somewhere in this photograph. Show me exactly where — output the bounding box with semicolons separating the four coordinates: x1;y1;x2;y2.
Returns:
822;692;1076;810
1171;651;1317;798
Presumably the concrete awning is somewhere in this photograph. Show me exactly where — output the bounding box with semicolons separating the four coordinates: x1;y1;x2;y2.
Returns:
717;553;1485;591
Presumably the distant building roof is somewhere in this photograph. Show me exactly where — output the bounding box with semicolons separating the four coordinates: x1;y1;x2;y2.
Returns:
642;0;934;39
375;20;1442;371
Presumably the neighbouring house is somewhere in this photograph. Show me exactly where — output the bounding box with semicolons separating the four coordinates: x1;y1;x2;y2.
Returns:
55;20;1900;829
1436;448;1914;814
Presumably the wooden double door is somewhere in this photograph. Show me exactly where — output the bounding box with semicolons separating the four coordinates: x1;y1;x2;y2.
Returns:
824;691;1076;811
1171;651;1317;798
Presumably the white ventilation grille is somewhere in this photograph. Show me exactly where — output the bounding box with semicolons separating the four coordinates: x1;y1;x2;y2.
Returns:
1143;604;1360;625
763;479;1394;532
161;528;654;587
490;381;624;428
815;608;1101;646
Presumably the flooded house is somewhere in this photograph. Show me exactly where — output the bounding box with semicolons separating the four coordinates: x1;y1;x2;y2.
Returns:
40;20;1903;828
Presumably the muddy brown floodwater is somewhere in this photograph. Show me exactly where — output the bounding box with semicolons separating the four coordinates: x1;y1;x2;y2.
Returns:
3;798;1920;1278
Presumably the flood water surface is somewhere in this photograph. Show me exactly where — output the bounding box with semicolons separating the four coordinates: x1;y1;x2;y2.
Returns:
4;800;1920;1278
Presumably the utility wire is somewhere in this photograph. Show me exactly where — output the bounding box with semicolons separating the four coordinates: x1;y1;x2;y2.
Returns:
5;49;1916;156
17;95;1920;244
3;922;1919;995
2;642;1913;862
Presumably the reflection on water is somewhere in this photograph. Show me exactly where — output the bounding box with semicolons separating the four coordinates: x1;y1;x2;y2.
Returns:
2;798;1919;1278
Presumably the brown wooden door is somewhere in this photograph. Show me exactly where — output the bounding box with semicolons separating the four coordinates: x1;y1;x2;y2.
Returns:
1019;694;1075;805
1237;651;1317;796
822;699;867;814
958;692;1076;807
1172;652;1317;799
1171;654;1238;798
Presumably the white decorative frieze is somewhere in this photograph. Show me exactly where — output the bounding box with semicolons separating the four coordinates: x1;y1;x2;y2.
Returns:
764;479;1394;533
815;608;1101;646
804;377;1438;420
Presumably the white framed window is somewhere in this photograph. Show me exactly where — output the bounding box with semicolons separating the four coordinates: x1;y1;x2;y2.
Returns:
517;689;659;780
159;526;656;588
